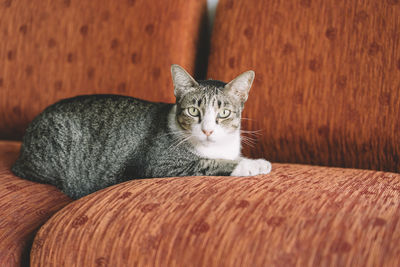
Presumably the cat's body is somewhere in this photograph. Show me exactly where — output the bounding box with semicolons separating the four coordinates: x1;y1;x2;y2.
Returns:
12;65;271;199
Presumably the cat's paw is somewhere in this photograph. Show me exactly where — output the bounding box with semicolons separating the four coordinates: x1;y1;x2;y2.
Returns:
231;158;272;176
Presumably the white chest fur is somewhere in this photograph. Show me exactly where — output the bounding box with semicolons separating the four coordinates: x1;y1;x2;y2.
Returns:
192;133;241;160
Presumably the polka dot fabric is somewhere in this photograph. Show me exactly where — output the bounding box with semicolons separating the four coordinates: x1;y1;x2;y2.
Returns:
31;164;400;266
0;141;72;266
208;0;400;173
0;0;206;140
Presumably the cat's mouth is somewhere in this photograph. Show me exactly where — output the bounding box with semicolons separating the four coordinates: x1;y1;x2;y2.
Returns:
203;137;216;144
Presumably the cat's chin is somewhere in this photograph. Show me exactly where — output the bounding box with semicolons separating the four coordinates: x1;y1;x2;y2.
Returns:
191;137;217;146
202;138;217;145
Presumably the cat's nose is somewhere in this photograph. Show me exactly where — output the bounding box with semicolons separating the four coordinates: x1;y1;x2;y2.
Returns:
202;129;214;136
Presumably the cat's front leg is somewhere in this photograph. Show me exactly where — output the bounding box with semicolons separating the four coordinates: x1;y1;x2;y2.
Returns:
230;158;272;176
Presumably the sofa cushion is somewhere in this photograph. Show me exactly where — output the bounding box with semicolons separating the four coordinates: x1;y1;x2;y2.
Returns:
31;164;400;266
0;141;72;266
207;0;400;172
0;0;206;140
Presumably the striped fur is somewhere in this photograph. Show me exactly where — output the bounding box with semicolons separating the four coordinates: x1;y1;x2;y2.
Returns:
12;65;271;199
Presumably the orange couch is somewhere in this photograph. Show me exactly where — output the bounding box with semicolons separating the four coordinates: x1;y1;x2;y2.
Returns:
0;0;206;265
1;0;399;266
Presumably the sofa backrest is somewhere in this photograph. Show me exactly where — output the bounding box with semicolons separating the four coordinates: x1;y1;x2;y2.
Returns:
0;0;206;140
208;0;400;172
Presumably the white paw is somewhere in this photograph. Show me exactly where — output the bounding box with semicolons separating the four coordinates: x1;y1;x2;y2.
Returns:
231;158;272;176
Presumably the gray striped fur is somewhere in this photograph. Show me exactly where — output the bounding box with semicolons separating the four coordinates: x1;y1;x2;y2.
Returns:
12;65;262;199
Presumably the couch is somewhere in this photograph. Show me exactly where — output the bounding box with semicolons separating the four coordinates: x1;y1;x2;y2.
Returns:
1;0;399;266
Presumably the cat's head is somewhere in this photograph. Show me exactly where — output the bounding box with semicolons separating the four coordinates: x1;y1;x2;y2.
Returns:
170;64;254;146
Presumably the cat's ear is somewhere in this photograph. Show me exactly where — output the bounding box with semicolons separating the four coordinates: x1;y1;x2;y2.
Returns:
171;64;198;99
224;70;255;103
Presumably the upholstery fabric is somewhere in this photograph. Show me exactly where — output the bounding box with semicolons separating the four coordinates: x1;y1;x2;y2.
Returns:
207;0;400;172
0;141;72;266
0;0;206;140
31;164;400;267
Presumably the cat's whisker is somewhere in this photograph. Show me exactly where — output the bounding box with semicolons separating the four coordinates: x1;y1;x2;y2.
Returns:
167;134;188;145
155;132;190;143
242;136;256;143
157;131;188;138
241;136;257;145
240;129;264;133
240;130;263;139
241;133;258;140
246;137;256;142
240;129;263;134
167;132;190;145
241;133;261;138
242;140;256;147
241;117;255;121
241;135;259;140
241;139;255;148
167;135;192;152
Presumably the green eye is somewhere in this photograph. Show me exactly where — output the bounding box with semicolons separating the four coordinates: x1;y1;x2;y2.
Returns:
188;107;200;117
219;109;231;118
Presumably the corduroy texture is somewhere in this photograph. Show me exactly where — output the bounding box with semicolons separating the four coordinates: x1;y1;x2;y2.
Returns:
207;0;400;172
31;164;400;267
0;141;72;266
0;0;206;140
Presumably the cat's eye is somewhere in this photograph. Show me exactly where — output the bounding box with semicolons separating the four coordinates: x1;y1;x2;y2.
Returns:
219;109;231;118
187;107;200;117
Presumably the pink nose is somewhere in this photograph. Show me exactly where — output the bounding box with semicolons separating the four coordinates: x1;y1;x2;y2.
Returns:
202;129;214;136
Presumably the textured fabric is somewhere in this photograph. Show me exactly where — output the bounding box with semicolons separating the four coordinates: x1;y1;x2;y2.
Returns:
0;141;72;266
31;164;400;267
207;0;400;172
0;0;206;140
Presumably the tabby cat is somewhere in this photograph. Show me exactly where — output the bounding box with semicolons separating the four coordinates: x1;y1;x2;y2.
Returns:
12;65;271;199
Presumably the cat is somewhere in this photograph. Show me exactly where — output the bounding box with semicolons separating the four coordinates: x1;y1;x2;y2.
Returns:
12;65;271;199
